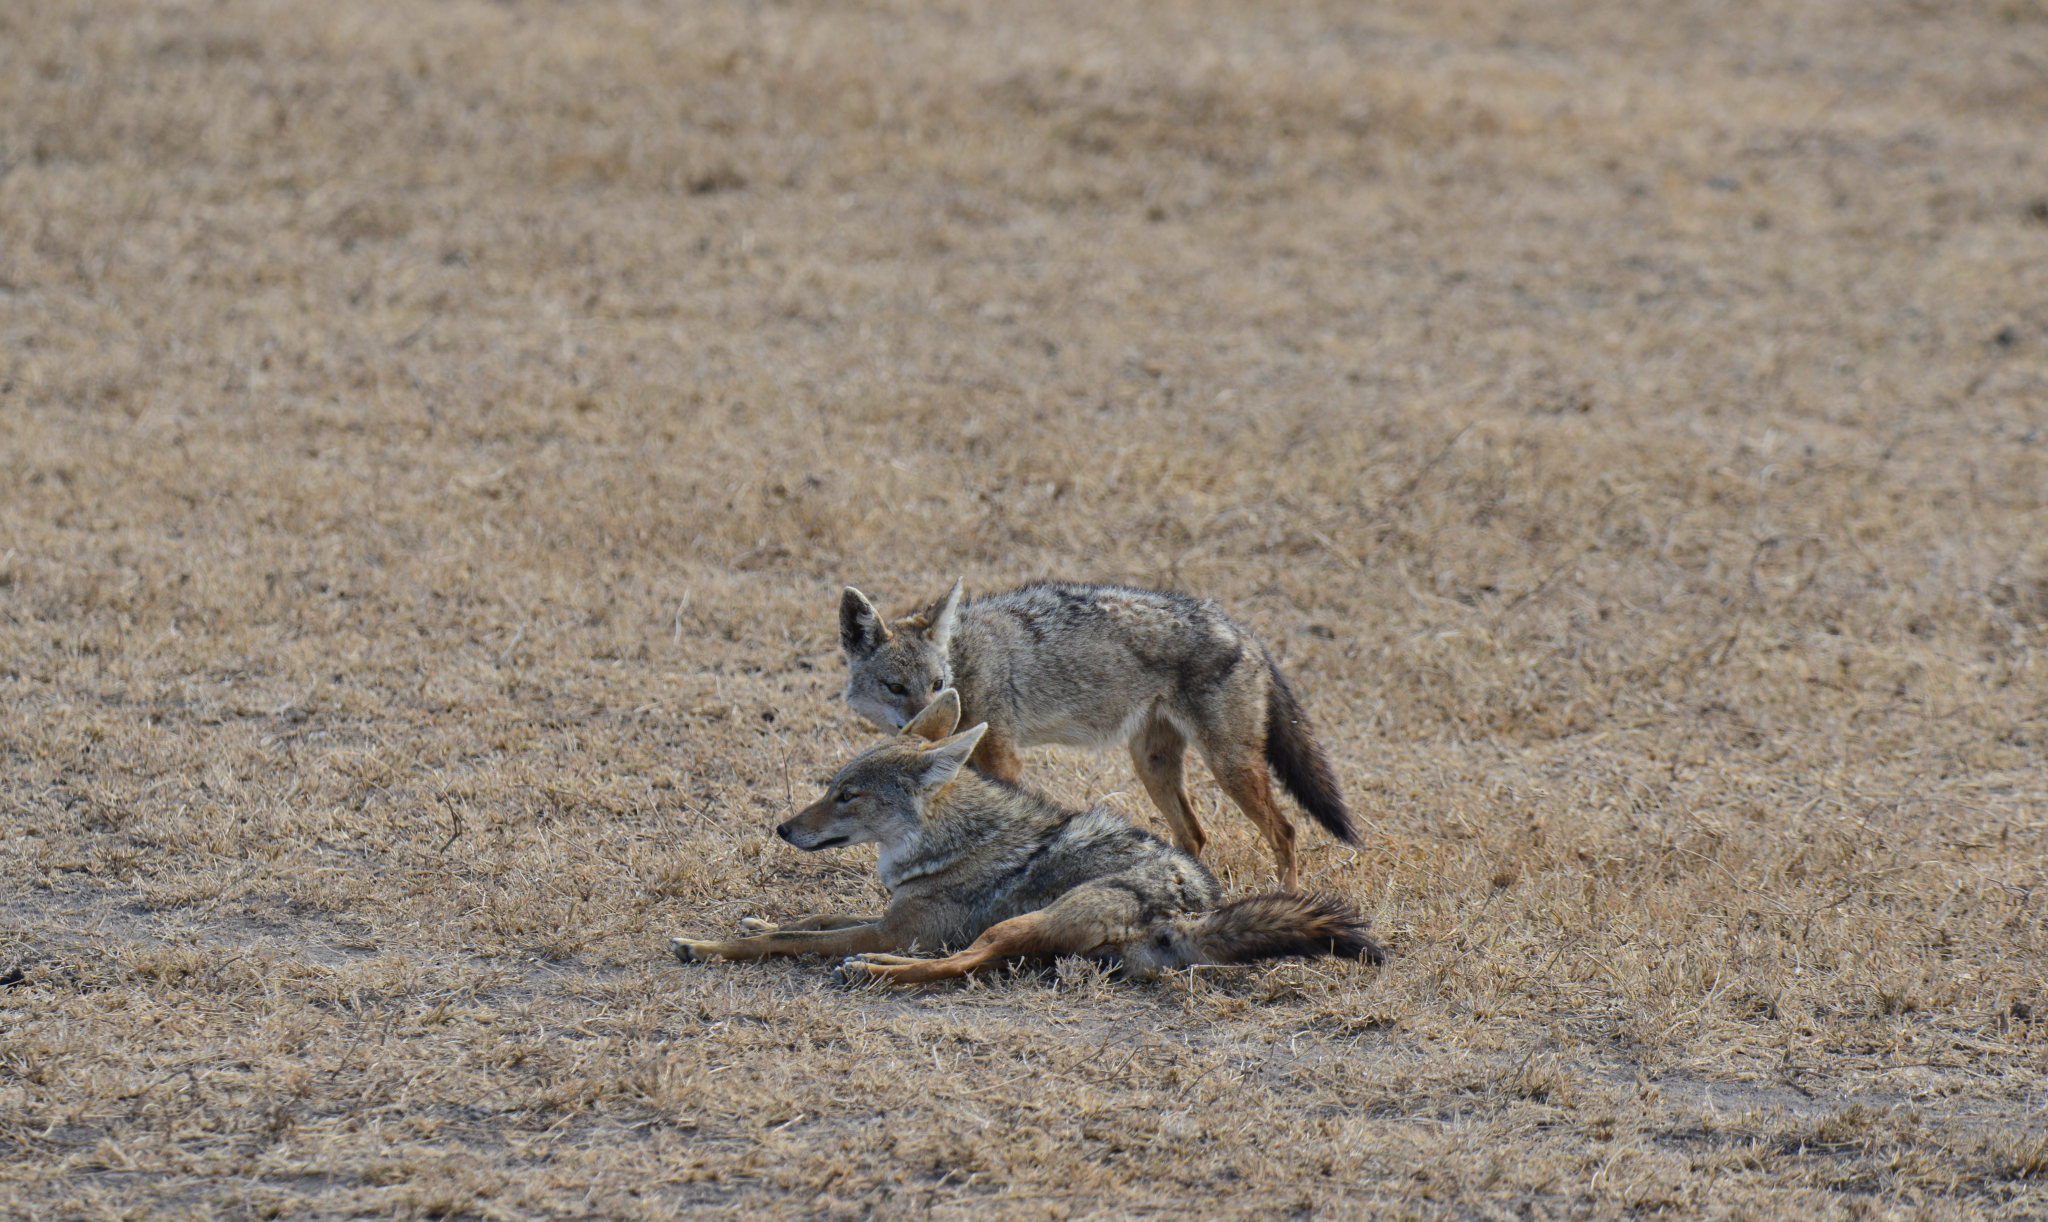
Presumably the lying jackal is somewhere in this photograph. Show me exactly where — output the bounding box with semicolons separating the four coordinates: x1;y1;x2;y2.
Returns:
840;580;1358;890
669;690;1384;986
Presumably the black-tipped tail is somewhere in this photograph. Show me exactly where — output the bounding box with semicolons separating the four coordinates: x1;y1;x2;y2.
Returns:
1264;657;1359;844
1192;892;1385;966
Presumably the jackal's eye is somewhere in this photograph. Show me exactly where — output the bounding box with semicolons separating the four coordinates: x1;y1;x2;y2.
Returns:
885;682;908;696
930;679;943;692
835;790;857;805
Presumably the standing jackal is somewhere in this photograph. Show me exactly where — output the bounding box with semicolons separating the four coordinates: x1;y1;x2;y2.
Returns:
839;580;1358;890
669;690;1384;986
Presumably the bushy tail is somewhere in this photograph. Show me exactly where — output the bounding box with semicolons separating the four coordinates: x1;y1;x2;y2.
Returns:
1191;891;1385;966
1263;657;1359;844
1115;893;1385;978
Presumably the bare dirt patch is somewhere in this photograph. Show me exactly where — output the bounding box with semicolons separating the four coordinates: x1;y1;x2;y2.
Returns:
4;0;2047;1216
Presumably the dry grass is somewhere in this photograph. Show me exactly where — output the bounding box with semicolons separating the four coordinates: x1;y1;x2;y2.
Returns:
4;0;2047;1216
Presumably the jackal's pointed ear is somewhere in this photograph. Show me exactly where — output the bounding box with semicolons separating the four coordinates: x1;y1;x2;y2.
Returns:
921;578;964;651
901;688;961;742
840;586;891;657
916;723;987;789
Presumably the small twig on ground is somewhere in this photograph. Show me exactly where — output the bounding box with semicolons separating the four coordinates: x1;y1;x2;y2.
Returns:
673;588;692;643
439;798;464;854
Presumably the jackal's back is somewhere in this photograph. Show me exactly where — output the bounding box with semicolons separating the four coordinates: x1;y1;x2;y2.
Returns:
890;770;1220;948
953;581;1258;746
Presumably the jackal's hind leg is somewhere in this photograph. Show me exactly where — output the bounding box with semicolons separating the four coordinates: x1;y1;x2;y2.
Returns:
1196;735;1300;891
837;912;1055;986
838;881;1144;987
1129;716;1207;858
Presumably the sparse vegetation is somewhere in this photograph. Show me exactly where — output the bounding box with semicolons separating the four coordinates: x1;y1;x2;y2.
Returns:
3;0;2046;1216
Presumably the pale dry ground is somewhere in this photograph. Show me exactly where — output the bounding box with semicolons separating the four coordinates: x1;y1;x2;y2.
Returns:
3;0;2048;1217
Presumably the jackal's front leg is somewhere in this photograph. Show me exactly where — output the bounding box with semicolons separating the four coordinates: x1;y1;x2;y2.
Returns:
736;914;879;935
672;921;899;964
968;723;1023;784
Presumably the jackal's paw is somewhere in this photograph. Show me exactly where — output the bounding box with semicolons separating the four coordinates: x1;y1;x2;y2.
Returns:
832;956;883;988
738;917;779;935
671;937;716;964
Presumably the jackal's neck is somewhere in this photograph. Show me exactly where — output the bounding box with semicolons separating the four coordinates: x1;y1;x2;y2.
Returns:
937;770;1067;837
942;610;1002;702
875;776;978;890
874;771;1019;891
917;772;1004;840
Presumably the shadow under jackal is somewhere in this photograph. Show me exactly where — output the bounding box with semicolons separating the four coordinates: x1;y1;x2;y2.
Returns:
670;690;1384;986
840;579;1359;890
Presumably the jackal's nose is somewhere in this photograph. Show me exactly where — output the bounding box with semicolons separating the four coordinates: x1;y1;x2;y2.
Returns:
775;823;796;843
